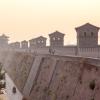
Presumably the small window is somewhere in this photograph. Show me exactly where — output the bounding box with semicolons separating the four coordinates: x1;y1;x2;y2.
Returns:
53;37;56;40
91;32;93;37
41;40;44;43
84;32;86;37
58;37;60;40
37;41;40;43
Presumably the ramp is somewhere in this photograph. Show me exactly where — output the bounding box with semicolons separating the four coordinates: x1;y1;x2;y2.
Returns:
23;56;43;96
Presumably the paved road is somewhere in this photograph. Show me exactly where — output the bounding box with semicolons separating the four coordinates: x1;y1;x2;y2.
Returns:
5;74;23;100
0;94;8;100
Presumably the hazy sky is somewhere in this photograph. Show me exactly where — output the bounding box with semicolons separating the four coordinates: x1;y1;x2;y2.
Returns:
0;0;100;45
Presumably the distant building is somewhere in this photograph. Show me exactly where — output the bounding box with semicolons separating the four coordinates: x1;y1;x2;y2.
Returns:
0;34;9;48
75;23;100;48
21;40;28;49
9;42;20;49
29;36;47;48
49;31;65;47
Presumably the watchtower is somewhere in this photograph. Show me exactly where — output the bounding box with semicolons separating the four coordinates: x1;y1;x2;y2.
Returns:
49;31;65;47
75;23;100;48
29;36;47;48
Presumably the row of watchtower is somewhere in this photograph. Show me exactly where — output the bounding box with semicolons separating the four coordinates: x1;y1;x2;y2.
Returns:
9;31;65;49
0;23;99;49
28;23;99;48
49;23;99;48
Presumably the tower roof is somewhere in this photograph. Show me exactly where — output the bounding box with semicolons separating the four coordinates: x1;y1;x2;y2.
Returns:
36;36;47;40
75;23;100;31
49;31;65;37
21;40;28;43
0;34;9;39
29;36;47;42
0;34;9;41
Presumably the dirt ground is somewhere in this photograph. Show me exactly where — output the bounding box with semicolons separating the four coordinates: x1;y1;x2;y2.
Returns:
0;94;8;100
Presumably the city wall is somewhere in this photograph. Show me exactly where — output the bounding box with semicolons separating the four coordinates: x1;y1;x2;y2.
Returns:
0;51;100;100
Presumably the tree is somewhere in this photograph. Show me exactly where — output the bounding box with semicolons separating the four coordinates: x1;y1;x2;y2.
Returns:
0;63;6;90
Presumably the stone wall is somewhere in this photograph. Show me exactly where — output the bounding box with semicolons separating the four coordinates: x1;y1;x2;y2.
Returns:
0;51;35;92
0;51;100;100
28;56;100;100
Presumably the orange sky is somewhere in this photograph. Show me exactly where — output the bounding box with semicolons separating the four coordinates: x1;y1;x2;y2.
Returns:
0;0;100;45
